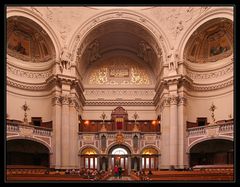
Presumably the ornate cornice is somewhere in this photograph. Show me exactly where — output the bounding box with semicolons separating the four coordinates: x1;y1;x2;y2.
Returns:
85;100;154;106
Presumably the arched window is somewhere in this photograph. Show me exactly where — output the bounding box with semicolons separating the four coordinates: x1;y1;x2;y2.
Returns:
81;148;98;169
141;147;158;170
112;148;128;155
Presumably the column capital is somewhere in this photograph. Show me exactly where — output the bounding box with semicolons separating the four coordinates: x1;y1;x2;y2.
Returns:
178;96;187;105
52;95;62;105
169;95;179;105
61;95;70;105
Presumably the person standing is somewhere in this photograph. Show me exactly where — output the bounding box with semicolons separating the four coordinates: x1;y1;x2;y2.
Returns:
114;165;119;178
118;166;122;179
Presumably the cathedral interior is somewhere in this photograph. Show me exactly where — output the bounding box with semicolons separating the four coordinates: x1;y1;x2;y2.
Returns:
6;6;234;181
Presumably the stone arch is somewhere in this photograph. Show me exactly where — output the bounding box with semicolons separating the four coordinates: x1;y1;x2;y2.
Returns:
177;7;233;61
7;136;52;154
7;7;62;63
78;145;100;155
68;9;171;66
187;136;233;153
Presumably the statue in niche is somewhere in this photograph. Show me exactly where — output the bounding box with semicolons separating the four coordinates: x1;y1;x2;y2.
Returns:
88;40;101;63
59;47;71;72
138;41;152;62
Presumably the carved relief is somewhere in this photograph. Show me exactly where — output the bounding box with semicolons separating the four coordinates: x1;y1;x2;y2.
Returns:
137;41;153;63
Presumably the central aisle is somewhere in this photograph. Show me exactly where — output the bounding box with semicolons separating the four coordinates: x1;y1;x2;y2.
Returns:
107;176;133;181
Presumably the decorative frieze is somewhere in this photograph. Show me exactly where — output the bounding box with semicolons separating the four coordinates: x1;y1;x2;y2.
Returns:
7;64;53;79
186;63;233;81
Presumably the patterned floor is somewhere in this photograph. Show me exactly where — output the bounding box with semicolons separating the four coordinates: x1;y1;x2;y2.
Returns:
107;176;133;181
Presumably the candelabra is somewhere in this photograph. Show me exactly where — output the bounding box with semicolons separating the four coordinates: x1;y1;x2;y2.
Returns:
21;101;30;124
100;112;107;131
132;112;139;131
209;103;217;124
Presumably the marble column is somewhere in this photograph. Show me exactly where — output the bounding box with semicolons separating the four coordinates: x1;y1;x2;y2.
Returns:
97;156;100;171
139;156;142;170
158;155;161;170
69;96;78;169
61;94;70;169
108;156;112;172
178;96;187;169
169;95;178;169
128;156;131;175
51;92;62;169
159;97;171;169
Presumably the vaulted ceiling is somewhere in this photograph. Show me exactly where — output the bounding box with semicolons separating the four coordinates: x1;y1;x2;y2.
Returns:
78;20;162;78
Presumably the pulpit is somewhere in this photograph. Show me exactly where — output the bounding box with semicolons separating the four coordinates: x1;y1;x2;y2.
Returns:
111;106;128;131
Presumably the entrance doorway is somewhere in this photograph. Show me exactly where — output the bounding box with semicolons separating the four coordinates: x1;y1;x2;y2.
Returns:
109;146;130;175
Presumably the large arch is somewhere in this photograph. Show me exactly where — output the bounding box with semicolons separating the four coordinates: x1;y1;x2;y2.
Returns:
7;7;62;64
7;136;52;153
187;136;233;153
177;7;233;61
68;9;171;66
188;138;233;167
7;138;50;167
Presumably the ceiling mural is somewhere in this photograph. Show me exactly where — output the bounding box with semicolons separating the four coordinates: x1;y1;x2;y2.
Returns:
184;18;233;63
7;16;55;62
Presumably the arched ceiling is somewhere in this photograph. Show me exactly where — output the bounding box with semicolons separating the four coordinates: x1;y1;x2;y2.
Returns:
184;18;233;63
7;16;56;62
77;20;162;79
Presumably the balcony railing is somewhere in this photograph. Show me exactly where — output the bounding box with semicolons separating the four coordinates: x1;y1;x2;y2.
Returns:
187;121;233;137
7;120;52;137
